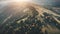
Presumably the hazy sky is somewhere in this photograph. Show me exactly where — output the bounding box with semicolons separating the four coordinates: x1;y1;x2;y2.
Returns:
34;0;60;6
0;0;60;6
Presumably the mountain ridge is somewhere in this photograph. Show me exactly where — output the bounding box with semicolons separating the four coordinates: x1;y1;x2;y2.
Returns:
0;2;60;34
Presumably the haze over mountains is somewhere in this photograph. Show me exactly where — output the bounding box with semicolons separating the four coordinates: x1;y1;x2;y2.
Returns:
0;2;60;34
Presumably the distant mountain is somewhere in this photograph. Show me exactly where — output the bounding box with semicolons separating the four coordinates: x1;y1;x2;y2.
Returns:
43;5;60;15
0;2;60;34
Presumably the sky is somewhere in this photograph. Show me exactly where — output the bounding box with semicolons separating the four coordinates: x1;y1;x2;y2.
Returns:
0;0;60;7
34;0;60;6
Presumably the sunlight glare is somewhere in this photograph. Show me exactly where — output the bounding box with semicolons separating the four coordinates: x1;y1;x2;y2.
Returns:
14;0;31;2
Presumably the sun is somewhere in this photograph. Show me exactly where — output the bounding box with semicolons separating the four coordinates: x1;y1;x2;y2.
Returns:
14;0;31;2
